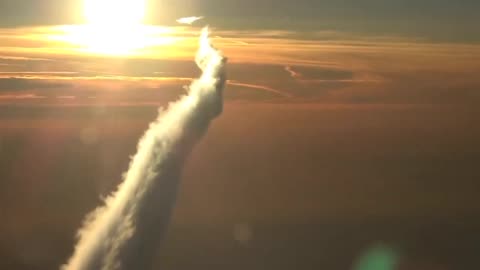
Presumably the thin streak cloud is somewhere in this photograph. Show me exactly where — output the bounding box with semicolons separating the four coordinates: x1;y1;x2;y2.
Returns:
228;81;292;98
285;66;301;79
176;16;204;25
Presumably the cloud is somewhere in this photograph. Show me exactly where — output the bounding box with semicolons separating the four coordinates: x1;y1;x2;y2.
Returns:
285;66;301;78
0;26;479;105
0;94;46;100
284;66;354;81
0;55;53;62
0;78;70;92
227;81;291;98
176;16;204;25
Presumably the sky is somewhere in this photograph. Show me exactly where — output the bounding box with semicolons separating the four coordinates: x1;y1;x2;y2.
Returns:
1;0;480;41
0;0;479;269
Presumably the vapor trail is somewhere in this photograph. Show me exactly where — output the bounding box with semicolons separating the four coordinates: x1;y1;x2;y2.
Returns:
62;28;226;270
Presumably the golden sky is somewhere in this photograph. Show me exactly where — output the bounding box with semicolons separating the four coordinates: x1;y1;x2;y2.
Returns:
1;2;480;270
1;25;479;106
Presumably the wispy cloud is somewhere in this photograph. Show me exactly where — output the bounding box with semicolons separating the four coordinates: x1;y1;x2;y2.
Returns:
285;66;301;79
56;95;76;99
213;36;249;46
0;55;53;61
228;81;292;98
0;26;479;105
0;71;78;75
0;93;46;99
176;16;204;25
0;77;70;91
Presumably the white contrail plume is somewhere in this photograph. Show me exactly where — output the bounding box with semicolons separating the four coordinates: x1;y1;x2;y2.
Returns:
176;16;204;25
62;27;226;270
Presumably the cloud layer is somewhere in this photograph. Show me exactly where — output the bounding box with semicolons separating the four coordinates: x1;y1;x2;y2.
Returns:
0;26;479;105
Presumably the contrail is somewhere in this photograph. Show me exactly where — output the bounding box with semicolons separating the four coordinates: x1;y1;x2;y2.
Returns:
62;28;226;270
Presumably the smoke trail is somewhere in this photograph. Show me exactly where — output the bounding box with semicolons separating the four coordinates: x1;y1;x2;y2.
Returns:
62;28;226;270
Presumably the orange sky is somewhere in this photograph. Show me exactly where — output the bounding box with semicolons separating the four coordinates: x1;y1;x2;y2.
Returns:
0;25;479;106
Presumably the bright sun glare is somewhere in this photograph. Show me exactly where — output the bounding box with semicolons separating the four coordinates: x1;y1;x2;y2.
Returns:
70;0;155;55
84;0;146;27
51;0;178;56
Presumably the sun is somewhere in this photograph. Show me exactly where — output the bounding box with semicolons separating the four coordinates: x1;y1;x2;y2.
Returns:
84;0;146;27
54;0;176;56
80;0;149;55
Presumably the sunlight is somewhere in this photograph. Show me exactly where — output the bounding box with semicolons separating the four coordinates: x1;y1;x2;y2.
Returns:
46;24;192;58
66;25;175;55
76;0;154;55
84;0;145;27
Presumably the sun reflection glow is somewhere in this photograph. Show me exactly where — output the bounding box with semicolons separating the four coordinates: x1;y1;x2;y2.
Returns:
57;25;177;56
